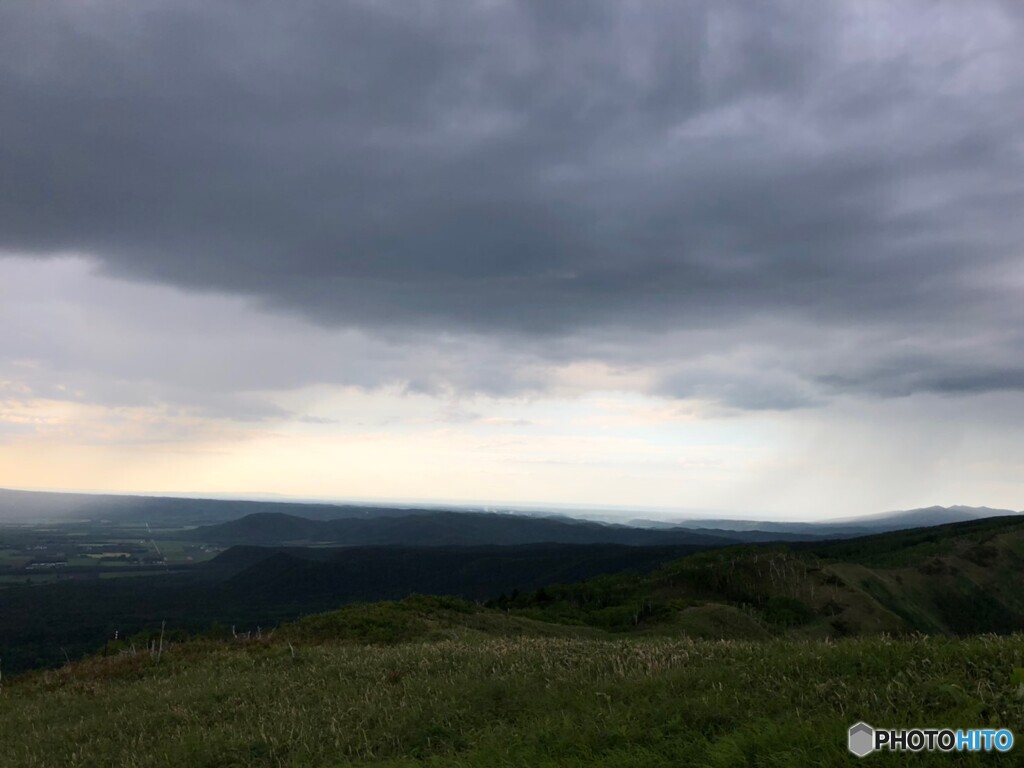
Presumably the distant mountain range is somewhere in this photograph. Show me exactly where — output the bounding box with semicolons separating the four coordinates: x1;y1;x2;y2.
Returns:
830;505;1022;531
631;505;1023;536
1;488;1019;545
185;506;1023;548
0;488;441;525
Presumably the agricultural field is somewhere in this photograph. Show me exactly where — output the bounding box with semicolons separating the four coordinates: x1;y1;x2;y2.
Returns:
0;519;222;589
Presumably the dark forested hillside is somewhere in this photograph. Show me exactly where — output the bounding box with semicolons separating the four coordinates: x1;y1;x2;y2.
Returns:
186;510;764;547
0;543;705;672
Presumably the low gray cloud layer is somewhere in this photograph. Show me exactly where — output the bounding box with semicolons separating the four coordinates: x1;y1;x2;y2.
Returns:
2;0;1024;409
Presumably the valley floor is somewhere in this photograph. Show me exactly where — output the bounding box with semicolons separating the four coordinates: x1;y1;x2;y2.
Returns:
2;632;1023;767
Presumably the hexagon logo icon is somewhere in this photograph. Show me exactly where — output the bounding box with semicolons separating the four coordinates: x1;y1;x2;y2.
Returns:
848;722;875;757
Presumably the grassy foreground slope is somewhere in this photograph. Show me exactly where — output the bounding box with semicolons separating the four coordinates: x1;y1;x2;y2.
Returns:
1;618;1023;767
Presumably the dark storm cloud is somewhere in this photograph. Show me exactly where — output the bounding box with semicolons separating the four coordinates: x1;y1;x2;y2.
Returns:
2;0;1023;406
820;363;1024;399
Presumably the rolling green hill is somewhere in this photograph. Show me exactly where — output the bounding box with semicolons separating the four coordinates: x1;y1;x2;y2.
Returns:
499;515;1024;638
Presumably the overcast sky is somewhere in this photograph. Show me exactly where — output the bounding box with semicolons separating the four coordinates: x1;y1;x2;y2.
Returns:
2;0;1023;519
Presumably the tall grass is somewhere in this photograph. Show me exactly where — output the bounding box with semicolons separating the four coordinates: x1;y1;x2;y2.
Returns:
1;632;1023;766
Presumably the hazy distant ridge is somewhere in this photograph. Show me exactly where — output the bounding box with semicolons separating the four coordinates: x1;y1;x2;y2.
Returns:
183;511;740;547
1;489;1018;543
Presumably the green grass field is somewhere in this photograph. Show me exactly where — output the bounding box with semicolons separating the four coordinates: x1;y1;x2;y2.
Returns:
2;616;1022;766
